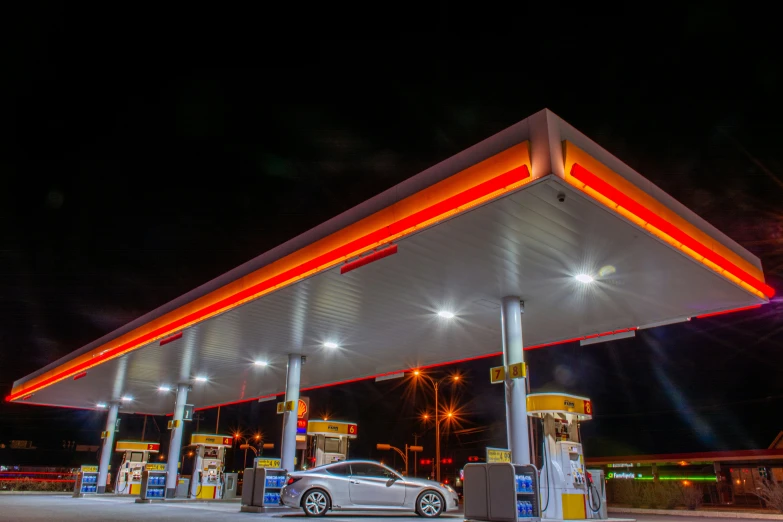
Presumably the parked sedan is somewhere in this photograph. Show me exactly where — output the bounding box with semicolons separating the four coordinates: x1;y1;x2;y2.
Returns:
281;460;459;517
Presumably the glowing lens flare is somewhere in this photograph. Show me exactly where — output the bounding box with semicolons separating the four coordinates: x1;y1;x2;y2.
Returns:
437;311;455;319
575;274;594;283
323;342;339;349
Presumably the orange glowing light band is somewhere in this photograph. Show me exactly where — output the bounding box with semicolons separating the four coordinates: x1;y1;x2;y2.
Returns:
7;143;533;402
563;142;773;300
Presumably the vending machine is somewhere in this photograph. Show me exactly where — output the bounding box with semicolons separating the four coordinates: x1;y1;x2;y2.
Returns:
188;433;233;499
114;441;160;495
526;393;593;520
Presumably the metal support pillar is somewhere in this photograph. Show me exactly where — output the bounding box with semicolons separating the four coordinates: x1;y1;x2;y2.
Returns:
281;354;302;472
165;384;190;498
97;402;119;493
501;296;530;464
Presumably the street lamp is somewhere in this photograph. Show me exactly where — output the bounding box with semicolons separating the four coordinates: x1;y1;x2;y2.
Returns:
235;433;262;469
376;443;424;476
411;371;461;482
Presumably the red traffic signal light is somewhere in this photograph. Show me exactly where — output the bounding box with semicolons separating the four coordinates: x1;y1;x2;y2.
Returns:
441;458;453;464
420;459;432;465
468;456;480;462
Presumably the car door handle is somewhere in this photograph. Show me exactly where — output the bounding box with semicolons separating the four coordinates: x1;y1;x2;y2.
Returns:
350;480;360;484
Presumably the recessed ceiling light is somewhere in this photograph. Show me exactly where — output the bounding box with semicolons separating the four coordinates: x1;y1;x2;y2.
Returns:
121;396;133;402
158;385;172;392
575;274;594;283
437;311;455;319
194;376;208;382
96;403;107;408
323;342;339;349
254;360;268;367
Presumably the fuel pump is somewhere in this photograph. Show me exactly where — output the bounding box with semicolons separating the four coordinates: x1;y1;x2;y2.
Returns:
527;393;593;520
188;434;233;499
114;441;160;495
305;420;358;467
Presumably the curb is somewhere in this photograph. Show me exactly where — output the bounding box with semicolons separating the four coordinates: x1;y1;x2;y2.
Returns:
609;507;783;520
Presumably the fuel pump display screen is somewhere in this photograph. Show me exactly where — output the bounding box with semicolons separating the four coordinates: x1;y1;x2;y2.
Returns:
130;452;144;462
324;437;340;453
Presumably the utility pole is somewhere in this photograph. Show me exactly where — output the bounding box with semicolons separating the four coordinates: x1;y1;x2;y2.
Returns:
141;415;147;441
413;434;418;477
215;406;221;434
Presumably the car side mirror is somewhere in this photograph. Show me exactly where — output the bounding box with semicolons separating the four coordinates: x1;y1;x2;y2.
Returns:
386;477;398;487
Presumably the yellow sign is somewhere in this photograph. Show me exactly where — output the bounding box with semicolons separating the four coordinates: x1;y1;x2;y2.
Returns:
286;400;296;411
508;362;526;379
307;421;359;437
100;431;110;439
168;420;181;429
256;458;282;469
276;402;285;414
81;465;99;473
486;447;511;463
145;463;166;471
490;365;505;383
115;441;160;452
526;393;593;420
190;434;233;446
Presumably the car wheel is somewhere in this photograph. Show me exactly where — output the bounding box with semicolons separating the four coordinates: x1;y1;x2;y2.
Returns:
302;488;330;517
416;490;444;517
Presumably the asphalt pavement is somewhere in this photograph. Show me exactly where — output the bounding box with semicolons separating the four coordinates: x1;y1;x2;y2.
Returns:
0;495;777;522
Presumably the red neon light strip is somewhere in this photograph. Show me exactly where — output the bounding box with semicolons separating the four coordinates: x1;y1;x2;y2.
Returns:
0;478;75;483
7;165;530;402
160;332;183;346
341;244;398;274
571;163;774;298
696;304;762;319
72;372;87;381
0;471;77;475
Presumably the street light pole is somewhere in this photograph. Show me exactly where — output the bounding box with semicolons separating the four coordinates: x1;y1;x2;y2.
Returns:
434;381;440;482
414;372;459;483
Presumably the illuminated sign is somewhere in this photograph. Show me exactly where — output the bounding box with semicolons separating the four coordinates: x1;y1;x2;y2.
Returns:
81;465;99;473
307;421;358;437
610;463;634;468
609;472;635;479
145;463;167;471
190;434;233;446
486;447;511;463
115;441;160;452
256;458;282;469
298;399;308;419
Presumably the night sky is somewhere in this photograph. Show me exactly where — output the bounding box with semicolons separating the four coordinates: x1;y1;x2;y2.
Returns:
2;7;783;470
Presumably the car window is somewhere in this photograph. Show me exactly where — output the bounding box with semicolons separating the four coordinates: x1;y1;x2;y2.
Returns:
350;463;397;479
327;464;351;476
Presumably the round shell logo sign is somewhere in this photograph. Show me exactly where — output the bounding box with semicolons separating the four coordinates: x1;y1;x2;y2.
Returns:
297;399;308;419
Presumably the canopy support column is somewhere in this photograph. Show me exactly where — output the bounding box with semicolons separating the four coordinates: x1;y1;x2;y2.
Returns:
502;296;530;464
165;384;190;498
281;354;303;472
97;402;119;493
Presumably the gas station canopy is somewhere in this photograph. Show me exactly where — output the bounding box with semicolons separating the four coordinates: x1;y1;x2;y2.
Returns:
8;110;771;415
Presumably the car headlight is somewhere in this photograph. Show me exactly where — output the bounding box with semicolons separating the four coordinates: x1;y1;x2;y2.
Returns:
441;483;455;493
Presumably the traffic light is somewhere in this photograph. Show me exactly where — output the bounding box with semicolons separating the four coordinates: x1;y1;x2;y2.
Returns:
441;457;453;465
467;456;480;462
420;458;432;466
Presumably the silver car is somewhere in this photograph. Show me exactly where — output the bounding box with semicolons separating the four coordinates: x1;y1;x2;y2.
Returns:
281;460;459;517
